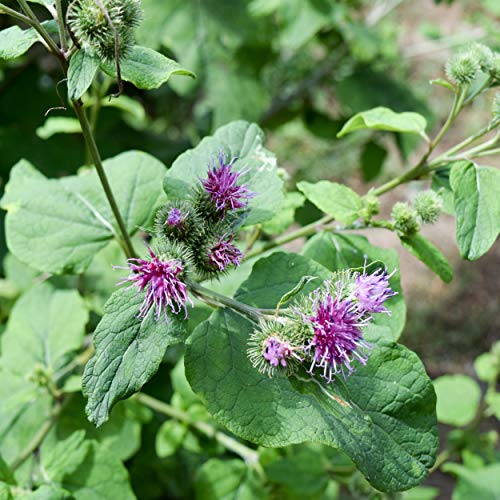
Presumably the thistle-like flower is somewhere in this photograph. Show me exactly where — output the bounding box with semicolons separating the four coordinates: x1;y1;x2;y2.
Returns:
115;246;191;321
207;234;243;271
201;152;254;217
166;207;185;229
354;267;396;314
304;290;370;382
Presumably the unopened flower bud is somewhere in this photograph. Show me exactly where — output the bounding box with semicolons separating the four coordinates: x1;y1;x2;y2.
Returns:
445;51;480;85
467;43;494;73
490;53;500;81
391;202;420;235
360;193;380;221
414;190;442;225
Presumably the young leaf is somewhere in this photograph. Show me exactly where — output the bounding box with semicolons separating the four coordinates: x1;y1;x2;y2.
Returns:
0;21;56;60
1;282;88;376
297;181;363;224
450;161;500;260
155;420;187;458
1;151;165;274
337;106;428;140
302;233;405;340
36;117;81;140
399;233;453;283
433;375;481;427
68;49;100;101
164;120;284;226
276;275;317;312
185;308;438;492
443;463;500;500
83;287;186;427
100;45;195;90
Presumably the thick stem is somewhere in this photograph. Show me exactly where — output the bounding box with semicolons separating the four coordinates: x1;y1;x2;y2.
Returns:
188;281;261;323
11;400;65;471
54;0;67;52
135;393;260;467
73;103;136;259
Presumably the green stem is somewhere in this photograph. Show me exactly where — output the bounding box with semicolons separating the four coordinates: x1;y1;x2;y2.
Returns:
73;102;136;259
16;0;63;60
11;400;65;471
188;281;261;322
429;450;450;473
54;0;67;52
471;146;500;158
0;2;34;25
135;393;261;467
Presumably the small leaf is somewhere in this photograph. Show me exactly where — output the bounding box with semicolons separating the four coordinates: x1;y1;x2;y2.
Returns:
155;420;187;458
0;21;56;60
276;275;317;312
83;287;186;426
68;49;99;101
164;121;284;226
474;352;498;383
485;392;500;419
450;161;500;260
429;79;456;92
399;233;453;283
297;181;363;224
36;117;81;140
433;375;481;426
100;45;195;90
337;106;428;140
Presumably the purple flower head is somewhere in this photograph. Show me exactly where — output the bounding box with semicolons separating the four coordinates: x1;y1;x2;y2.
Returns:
263;337;297;368
305;290;369;382
165;207;185;229
201;152;254;216
116;246;191;321
207;234;243;271
354;267;397;314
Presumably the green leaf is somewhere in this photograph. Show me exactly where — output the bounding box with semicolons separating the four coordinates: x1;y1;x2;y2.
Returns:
100;45;195;90
429;79;455;92
337;107;428;140
186;309;437;492
443;463;500;500
1;282;88;376
42;431;89;483
450;161;500;260
433;375;481;426
155;420;187;458
19;485;71;499
360;140;387;182
195;459;267;500
163;121;284;226
297;181;363;224
1;151;166;274
262;192;304;235
67;49;99;101
48;441;135;500
83;287;186;427
186;253;437;492
302;233;405;341
402;486;439;500
0;454;15;485
474;352;498;383
36;117;81;140
0;22;56;60
399;233;453;283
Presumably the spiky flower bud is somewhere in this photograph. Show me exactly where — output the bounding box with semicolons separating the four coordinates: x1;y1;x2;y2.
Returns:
414;190;443;225
445;51;480;85
391;202;420;236
490;52;500;81
492;92;500;120
467;43;494;73
360;192;380;221
68;0;143;61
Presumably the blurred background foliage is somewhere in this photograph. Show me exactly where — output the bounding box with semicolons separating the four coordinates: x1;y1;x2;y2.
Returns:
1;0;499;498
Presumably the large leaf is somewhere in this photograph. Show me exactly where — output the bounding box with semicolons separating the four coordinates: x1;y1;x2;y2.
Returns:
83;287;186;427
0;21;56;60
302;233;405;340
186;310;437;492
1;283;88;376
450;161;500;260
337;107;428;140
163;121;284;226
1;151;166;274
67;49;100;101
100;45;195;90
297;181;363;224
400;234;453;283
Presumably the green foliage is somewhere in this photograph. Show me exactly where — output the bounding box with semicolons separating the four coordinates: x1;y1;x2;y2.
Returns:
67;49;100;101
0;22;56;60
